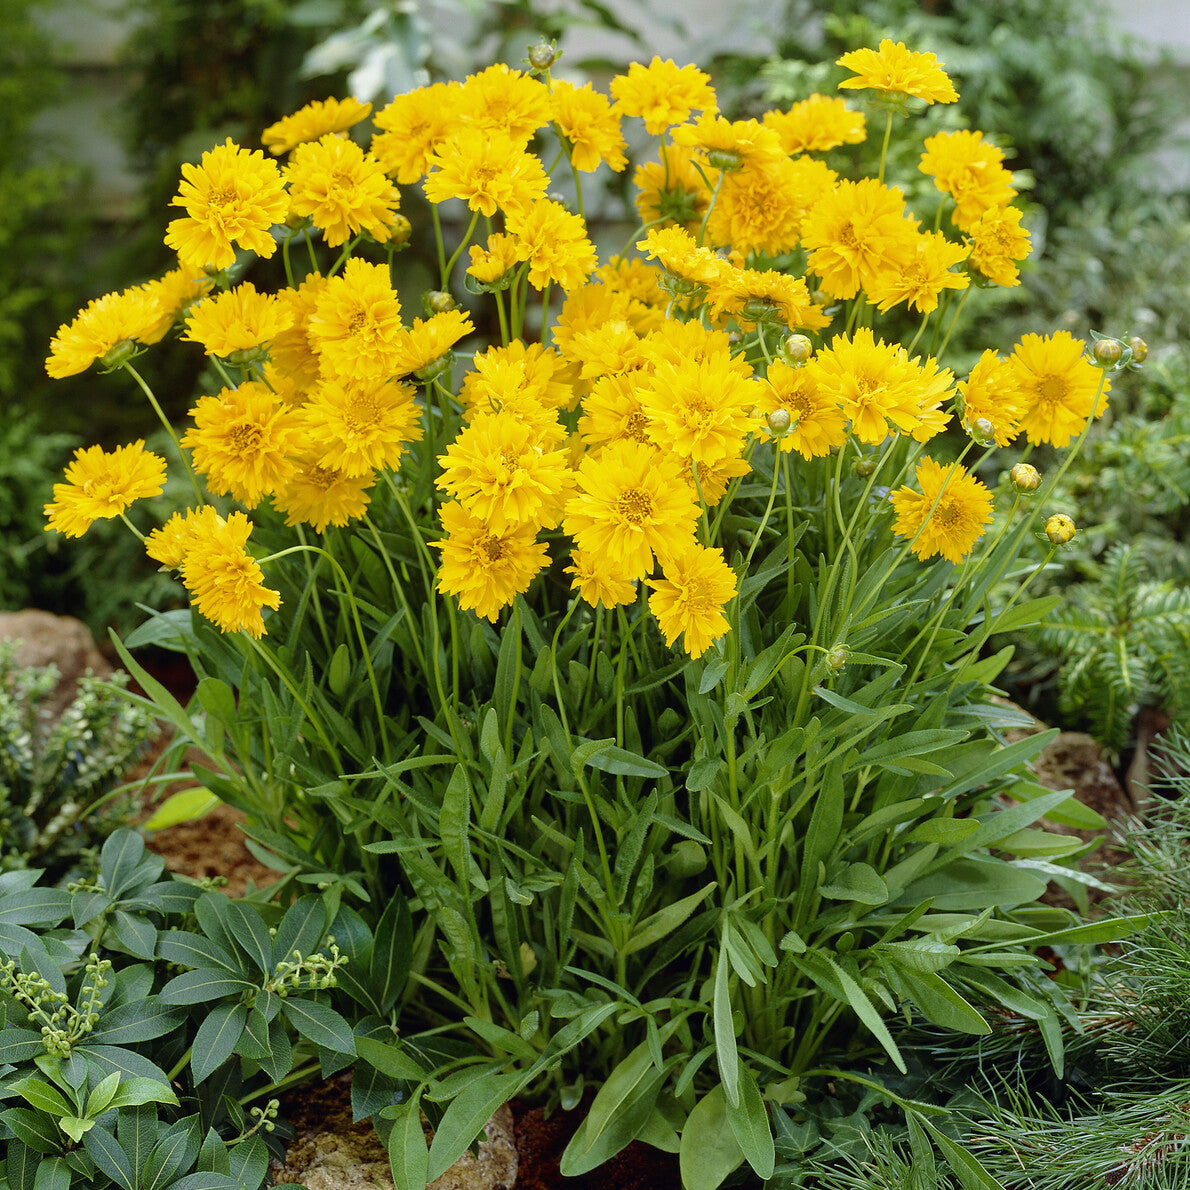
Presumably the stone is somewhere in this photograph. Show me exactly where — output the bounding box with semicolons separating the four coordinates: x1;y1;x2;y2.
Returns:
0;609;111;719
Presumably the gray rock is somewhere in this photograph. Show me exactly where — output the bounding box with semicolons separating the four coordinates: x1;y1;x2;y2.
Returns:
0;609;111;719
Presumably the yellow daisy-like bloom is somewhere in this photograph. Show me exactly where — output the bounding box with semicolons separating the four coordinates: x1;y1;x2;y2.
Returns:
269;272;329;392
506;199;599;293
437;410;573;531
565;548;637;610
836;40;958;105
1010;331;1109;448
568;319;650;383
762;95;866;154
610;57;716;135
633;144;712;235
637;226;727;290
596;259;667;310
890;457;994;564
391;310;474;378
432;500;549;622
967;204;1031;287
457;63;551;145
919;130;1016;231
272;450;374;532
689;455;751;507
467;233;525;286
647;543;737;658
577;374;655;451
177;507;281;637
300;376;423;477
759;360;849;458
165;139;288;272
670;114;786;172
462;342;576;420
802;177;918;301
182;381;301;506
423;127;549;218
286;134;400;248
707;267;832;333
705;158;827;258
867;229;969;315
564;440;701;580
549;79;627;172
138;268;214;345
371;82;465;184
957;349;1026;447
145;508;199;569
554;283;636;370
182;281;294;359
262;96;372;155
44;441;166;538
46;288;163;379
308;257;404;383
642;319;748;376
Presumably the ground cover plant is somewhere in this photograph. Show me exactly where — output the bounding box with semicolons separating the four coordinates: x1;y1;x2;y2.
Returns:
36;37;1152;1188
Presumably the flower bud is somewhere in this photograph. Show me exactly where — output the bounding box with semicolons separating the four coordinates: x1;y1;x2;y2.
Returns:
1128;335;1148;363
1010;462;1041;493
526;41;560;72
965;416;996;447
707;148;744;173
1044;513;1076;545
765;407;792;434
1092;338;1123;367
425;290;459;315
854;457;875;478
827;646;848;671
99;339;139;372
387;214;412;248
780;334;814;364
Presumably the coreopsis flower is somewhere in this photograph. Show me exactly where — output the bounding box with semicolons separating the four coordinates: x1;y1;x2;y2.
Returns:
689;456;751;506
467;234;525;286
457;63;551;144
890;457;994;564
1010;331;1109;447
506;199;599;293
390;310;474;378
706;158;832;258
836;40;958;105
637;226;727;290
564;440;701;580
801;178;918;301
640;354;757;468
648;543;737;658
145;508;199;569
919;130;1016;231
609;57;716;135
182;381;300;505
957;350;1025;446
432;500;549;622
633;144;712;234
967;204;1032;287
707;267;832;332
595;259;667;310
308;257;404;383
762;95;866;154
262;96;372;155
1044;513;1077;545
423;128;549;217
371;82;465;184
549;79;627;172
269;272;329;391
568;320;650;383
565;549;637;609
44;441;166;538
577;374;655;451
554;283;637;368
46;288;163;378
866;229;969;315
759;360;849;458
182;281;294;360
642;319;748;375
272;451;374;532
299;376;423;477
670;114;786;173
176;508;281;637
137;268;214;344
285;134;400;248
165;139;288;272
460;343;575;431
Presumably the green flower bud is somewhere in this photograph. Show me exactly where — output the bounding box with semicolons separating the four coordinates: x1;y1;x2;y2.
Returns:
765;408;792;435
827;646;848;671
854;457;876;478
1128;335;1148;363
707;148;744;173
966;416;996;447
780;333;814;364
1092;338;1123;367
526;41;560;72
1010;462;1041;492
1044;513;1076;545
425;290;459;315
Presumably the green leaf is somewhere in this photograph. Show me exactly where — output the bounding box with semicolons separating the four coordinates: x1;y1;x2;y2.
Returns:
221;901;273;976
157;931;242;975
974;913;1153;950
560;1058;665;1177
819;862;888;905
0;1028;47;1064
572;738;667;779
32;1156;70;1190
899;856;1048;910
167;1175;245;1190
921;1116;1007;1190
386;1093;429;1190
0;1108;60;1154
84;1072;121;1117
272;895;330;971
141;1117;202;1190
228;1132;267;1189
896;968;991;1035
190;1003;248;1084
7;1140;39;1190
678;1085;745;1190
713;941;739;1109
0;889;72;928
100;831;148;900
141;787;219;831
725;1065;774;1180
8;1078;73;1119
117;1103;158;1176
354;1037;429;1082
876;938;961;974
425;1069;525;1182
83;1124;136;1190
624;882;717;956
158;969;256;1003
281;998;356;1054
108;911;157;960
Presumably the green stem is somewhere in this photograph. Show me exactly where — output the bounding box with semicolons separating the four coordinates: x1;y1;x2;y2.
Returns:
123;363;204;504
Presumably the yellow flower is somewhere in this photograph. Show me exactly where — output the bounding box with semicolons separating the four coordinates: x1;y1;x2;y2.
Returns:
967;204;1031;287
457;63;551;145
549;79;627;172
759;360;849;458
137;268;214;345
436;411;573;531
577;374;655;451
637;226;727;290
801;178;918;300
299;376;423;477
182;281;294;359
371;82;464;184
269;272;329;391
391;310;474;378
762;95;866;154
176;507;281;637
642;319;748;375
554;284;637;369
610;58;716;135
1010;332;1109;448
164;139;289;272
273;451;374;532
595;259;667;310
689;456;751;506
44;441;167;538
308;257;404;383
461;342;576;421
866;229;969;315
46;288;163;379
423;128;549;217
568;320;649;383
647;543;737;658
890;457;994;564
262;96;372;155
633;144;712;234
836;40;958;105
286;134;400;247
146;508;199;569
182;381;301;505
706;158;832;258
432;500;549;622
506;199;599;293
467;234;525;286
564;440;701;579
707;267;832;333
670;114;786;172
957;350;1025;446
919;130;1016;231
565;549;637;610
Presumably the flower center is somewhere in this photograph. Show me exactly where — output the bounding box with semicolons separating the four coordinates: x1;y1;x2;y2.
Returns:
479;534;505;563
1038;375;1068;405
617;487;653;525
623;412;651;443
229;423;264;452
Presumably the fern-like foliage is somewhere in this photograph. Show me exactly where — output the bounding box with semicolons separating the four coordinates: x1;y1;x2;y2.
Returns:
1037;543;1190;755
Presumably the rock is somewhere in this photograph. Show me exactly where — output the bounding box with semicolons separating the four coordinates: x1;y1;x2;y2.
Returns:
1031;731;1130;821
0;609;111;719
